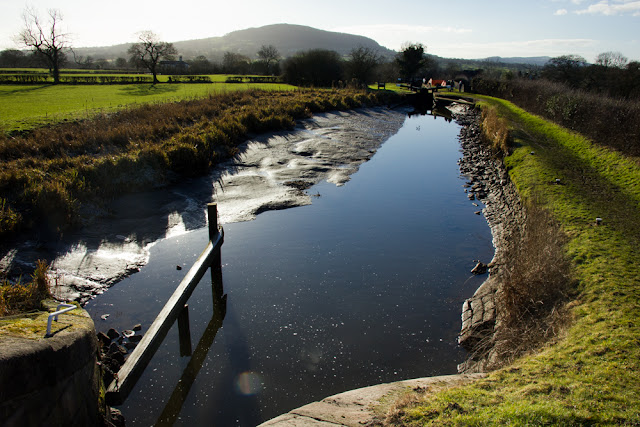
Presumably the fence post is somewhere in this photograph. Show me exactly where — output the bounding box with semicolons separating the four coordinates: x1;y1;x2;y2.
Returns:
207;203;218;243
177;304;192;357
208;203;224;301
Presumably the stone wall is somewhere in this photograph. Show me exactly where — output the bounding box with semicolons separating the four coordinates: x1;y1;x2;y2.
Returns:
0;301;103;426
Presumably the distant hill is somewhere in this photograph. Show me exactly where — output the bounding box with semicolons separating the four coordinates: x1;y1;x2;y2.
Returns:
70;25;551;69
73;24;396;62
483;56;551;66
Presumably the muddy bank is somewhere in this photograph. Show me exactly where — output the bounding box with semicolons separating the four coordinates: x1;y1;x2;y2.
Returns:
453;105;525;373
0;107;409;304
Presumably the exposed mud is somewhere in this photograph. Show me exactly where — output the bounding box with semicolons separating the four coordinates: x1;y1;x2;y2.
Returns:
0;107;409;304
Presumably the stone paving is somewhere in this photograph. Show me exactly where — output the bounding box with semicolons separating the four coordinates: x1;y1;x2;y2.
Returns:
259;374;486;426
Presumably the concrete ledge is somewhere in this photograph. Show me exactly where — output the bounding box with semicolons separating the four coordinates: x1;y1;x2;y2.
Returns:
259;373;486;426
0;301;101;426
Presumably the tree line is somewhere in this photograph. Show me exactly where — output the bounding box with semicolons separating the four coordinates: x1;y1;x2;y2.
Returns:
536;52;640;100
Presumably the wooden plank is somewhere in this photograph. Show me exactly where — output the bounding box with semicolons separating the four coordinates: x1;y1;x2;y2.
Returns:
106;230;223;405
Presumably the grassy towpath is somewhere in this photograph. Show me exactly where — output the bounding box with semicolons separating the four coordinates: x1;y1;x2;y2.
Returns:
385;95;640;425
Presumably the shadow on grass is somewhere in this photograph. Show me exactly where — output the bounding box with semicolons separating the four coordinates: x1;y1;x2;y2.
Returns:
508;120;640;292
118;84;179;97
0;85;53;97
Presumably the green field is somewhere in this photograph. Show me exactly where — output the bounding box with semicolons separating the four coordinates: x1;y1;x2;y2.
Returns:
0;82;296;134
0;69;277;79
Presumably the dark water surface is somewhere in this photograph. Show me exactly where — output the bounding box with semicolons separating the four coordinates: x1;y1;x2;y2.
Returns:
85;112;494;426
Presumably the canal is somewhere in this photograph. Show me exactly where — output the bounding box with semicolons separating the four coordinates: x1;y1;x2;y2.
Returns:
85;108;494;425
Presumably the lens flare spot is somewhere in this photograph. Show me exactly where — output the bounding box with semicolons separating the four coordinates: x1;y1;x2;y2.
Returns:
235;371;263;396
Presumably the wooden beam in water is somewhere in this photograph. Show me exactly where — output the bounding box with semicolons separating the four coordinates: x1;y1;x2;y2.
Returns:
106;203;223;405
178;304;192;357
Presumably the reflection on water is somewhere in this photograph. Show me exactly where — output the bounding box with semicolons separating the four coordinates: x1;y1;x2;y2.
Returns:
85;111;494;425
156;266;227;426
166;212;187;239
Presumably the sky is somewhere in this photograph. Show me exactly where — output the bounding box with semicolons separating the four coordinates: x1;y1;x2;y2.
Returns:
1;0;639;62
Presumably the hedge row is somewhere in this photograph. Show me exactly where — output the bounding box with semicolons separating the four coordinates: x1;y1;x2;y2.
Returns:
0;75;154;84
226;76;279;83
472;77;640;157
167;75;212;83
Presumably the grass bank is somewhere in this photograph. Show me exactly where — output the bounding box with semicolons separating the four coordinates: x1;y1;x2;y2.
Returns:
384;95;640;424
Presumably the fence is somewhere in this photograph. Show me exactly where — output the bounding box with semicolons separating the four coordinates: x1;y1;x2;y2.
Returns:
105;203;224;405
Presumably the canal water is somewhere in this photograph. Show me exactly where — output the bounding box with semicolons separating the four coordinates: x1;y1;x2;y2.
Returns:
85;110;494;426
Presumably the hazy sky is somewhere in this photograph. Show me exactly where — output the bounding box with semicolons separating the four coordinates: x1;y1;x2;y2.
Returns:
1;0;639;61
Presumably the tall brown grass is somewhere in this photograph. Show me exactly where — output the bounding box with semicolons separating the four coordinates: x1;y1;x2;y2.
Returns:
0;260;51;316
480;106;510;155
491;203;574;368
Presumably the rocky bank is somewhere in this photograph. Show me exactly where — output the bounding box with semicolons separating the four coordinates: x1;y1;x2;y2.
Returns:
453;105;525;372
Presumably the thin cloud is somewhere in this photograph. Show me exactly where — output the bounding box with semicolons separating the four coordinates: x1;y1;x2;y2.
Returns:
436;38;597;58
332;24;472;37
332;24;473;50
576;0;640;16
555;8;569;14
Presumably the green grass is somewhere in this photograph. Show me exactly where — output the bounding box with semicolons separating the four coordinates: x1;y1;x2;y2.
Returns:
368;82;413;94
0;82;296;134
386;95;640;425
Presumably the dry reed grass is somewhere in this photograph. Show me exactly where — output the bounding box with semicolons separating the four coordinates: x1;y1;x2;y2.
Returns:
0;260;51;316
492;203;574;368
480;106;510;155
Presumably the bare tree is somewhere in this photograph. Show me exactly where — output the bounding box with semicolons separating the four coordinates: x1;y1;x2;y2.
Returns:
595;51;628;68
71;51;94;69
18;7;70;84
346;46;382;85
222;51;251;74
257;45;281;75
128;31;177;83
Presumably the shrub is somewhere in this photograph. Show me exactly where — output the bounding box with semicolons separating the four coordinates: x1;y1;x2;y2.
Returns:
0;197;20;236
33;180;76;232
